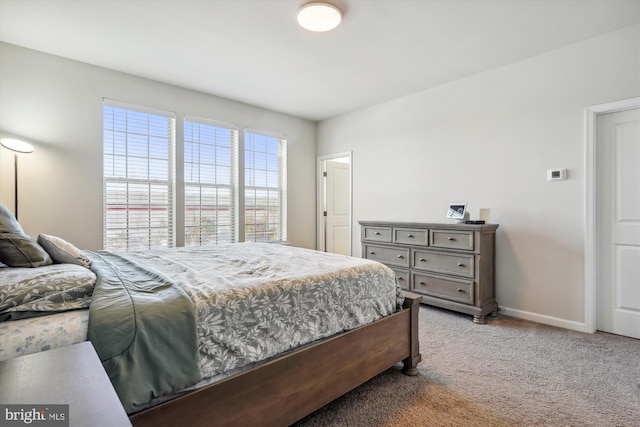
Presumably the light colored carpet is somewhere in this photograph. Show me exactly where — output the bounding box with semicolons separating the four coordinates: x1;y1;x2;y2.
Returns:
293;305;640;426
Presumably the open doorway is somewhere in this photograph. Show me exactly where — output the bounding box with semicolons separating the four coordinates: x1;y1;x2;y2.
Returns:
317;152;352;255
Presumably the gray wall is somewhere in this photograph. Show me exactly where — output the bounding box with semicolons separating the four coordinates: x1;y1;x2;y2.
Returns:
317;25;640;328
0;42;317;251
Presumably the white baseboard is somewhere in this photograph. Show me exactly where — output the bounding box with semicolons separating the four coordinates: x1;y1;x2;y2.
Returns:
498;306;592;334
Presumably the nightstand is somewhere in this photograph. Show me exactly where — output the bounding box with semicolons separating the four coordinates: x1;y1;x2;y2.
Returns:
0;341;131;427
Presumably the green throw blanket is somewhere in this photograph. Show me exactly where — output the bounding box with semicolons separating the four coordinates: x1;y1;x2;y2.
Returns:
86;251;202;410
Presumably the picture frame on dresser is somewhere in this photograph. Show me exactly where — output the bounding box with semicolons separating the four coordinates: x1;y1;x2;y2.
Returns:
446;204;466;219
359;221;499;324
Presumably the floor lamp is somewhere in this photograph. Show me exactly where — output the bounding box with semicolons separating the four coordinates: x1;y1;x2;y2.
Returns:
0;138;34;221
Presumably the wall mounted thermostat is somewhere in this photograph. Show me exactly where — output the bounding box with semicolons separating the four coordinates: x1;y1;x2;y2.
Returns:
547;168;567;181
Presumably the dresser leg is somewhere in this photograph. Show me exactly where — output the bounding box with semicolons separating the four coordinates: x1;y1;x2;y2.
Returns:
473;315;486;324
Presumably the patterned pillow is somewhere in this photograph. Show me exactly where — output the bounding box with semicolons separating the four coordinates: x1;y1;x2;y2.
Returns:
37;234;91;268
0;263;95;321
0;203;52;268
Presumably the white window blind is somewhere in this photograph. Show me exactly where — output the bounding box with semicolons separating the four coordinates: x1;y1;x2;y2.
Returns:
244;130;287;242
184;117;238;246
103;100;175;250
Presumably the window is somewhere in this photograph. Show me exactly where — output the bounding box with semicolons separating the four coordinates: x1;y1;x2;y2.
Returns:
244;130;287;242
103;100;175;250
102;100;288;249
184;118;238;245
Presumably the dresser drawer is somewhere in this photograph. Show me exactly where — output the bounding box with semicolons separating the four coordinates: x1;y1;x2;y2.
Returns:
391;268;410;291
412;250;474;278
412;272;474;305
364;244;410;267
393;228;428;246
362;226;392;242
429;230;474;251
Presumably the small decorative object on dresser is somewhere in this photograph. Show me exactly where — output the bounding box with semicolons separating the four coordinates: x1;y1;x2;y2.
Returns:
446;203;467;223
360;221;499;323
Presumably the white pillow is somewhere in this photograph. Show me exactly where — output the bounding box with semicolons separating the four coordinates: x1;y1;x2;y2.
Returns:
37;234;91;268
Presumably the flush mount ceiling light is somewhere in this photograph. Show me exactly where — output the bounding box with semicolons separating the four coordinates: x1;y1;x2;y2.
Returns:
297;2;342;32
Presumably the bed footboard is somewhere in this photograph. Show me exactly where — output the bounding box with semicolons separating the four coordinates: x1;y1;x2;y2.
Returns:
130;291;422;427
401;291;422;375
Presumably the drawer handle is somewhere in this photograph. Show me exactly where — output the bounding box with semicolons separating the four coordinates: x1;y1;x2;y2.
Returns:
375;232;381;235
407;234;414;238
457;288;466;293
419;282;426;286
398;277;404;281
448;237;455;241
457;263;464;267
397;255;404;259
420;258;426;262
369;251;375;255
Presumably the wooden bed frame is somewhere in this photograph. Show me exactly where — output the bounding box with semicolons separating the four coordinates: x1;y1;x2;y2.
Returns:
130;292;422;427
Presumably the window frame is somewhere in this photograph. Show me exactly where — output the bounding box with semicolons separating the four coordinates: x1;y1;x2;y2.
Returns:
183;116;239;246
243;129;287;243
102;99;176;251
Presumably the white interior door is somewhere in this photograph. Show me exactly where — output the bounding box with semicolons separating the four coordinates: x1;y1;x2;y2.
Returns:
325;160;350;255
596;107;640;339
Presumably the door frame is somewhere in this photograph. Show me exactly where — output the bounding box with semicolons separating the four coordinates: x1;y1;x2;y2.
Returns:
316;151;352;254
584;97;640;333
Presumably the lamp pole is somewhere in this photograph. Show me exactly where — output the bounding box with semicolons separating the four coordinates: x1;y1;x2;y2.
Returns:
13;153;19;219
0;138;35;221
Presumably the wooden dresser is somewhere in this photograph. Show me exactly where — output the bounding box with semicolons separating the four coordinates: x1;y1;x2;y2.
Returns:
360;221;499;323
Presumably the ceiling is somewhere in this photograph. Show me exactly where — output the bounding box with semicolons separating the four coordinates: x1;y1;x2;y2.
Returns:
1;0;638;121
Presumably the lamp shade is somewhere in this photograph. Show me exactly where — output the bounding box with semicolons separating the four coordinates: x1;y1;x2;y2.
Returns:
0;138;34;154
297;3;342;32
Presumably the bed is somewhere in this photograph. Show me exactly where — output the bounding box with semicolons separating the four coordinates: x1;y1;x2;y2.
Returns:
0;206;421;426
